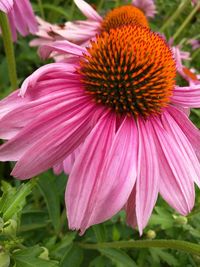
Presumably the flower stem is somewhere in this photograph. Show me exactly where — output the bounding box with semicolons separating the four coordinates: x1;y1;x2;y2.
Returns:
160;0;191;32
191;47;200;60
97;0;104;11
0;11;17;90
173;1;200;41
78;239;200;256
115;0;120;8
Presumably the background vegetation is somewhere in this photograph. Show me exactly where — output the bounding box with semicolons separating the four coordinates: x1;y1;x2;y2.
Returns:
1;0;200;266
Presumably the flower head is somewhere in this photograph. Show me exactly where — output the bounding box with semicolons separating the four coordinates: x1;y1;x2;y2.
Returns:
0;0;38;41
79;25;175;117
1;23;200;234
101;5;149;31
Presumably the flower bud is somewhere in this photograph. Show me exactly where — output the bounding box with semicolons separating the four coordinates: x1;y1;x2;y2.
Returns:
174;216;188;225
146;230;156;239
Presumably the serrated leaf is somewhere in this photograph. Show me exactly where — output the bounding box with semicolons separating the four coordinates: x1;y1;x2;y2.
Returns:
149;248;179;266
0;180;35;221
37;173;60;233
12;246;59;267
100;248;138;267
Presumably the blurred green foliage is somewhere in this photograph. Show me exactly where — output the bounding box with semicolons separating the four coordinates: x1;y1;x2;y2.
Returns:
1;0;200;266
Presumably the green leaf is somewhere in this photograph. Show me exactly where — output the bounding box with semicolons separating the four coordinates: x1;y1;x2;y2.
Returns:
93;224;107;242
12;246;59;267
149;206;174;229
100;248;138;267
149;248;179;266
89;256;111;267
60;245;83;267
0;180;35;221
37;173;60;233
51;232;77;258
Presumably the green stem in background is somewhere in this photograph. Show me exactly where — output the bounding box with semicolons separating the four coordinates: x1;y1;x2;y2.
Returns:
160;0;190;32
79;239;200;256
0;11;17;90
191;47;200;60
69;1;75;21
37;0;45;19
173;1;200;41
115;0;120;8
97;0;104;11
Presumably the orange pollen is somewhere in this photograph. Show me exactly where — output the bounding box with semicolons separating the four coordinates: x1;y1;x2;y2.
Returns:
101;5;149;32
79;25;176;118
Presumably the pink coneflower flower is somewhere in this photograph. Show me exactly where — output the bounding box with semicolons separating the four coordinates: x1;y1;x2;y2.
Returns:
0;0;38;41
131;0;156;18
30;0;149;53
188;39;200;50
1;25;200;234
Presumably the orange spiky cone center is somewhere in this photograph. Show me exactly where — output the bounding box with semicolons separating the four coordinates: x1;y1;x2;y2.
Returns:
101;5;149;32
79;25;176;118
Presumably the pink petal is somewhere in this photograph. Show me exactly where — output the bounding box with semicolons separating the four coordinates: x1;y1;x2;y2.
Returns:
63;146;81;174
12;0;38;35
172;85;200;108
66;112;115;233
151;116;195;215
0;0;13;13
0;90;27;120
161;110;200;188
135;118;159;235
0;94;90;161
167;106;200;159
20;63;78;97
126;186;137;228
0;89;83;139
67;115;138;233
74;0;102;22
53;163;63;175
132;0;156;18
39;40;86;59
11;102;99;180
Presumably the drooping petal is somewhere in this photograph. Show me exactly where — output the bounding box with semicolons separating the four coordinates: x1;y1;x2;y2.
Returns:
126;186;137;228
66;112;115;233
135;118;159;235
39;40;86;60
151;116;195;215
0;88;83;139
11;0;38;35
0;95;90;160
74;0;102;22
0;0;13;13
0;90;27;120
161;109;200;188
67;115;138;233
132;0;156;18
172;85;200;108
167;106;200;159
20;63;78;97
9;101;103;180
